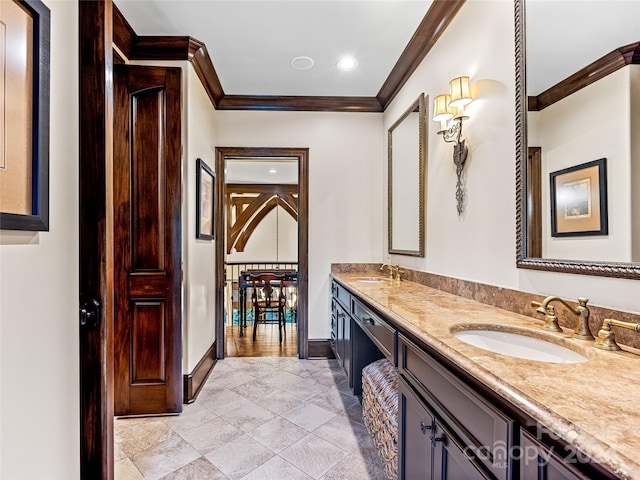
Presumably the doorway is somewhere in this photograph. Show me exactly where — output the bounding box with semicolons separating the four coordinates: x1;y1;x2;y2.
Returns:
215;147;309;360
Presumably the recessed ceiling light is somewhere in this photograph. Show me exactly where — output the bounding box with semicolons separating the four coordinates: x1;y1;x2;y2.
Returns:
336;57;358;71
269;169;278;174
290;56;314;70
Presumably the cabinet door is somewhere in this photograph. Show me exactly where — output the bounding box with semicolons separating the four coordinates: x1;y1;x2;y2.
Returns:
399;377;434;480
343;313;351;381
520;430;592;480
330;300;337;356
433;422;492;480
335;305;346;365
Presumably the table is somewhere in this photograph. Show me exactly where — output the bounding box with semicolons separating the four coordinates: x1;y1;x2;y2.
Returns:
237;269;298;337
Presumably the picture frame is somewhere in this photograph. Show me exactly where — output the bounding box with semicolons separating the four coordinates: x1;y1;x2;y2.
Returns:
550;158;608;237
196;158;215;240
0;0;50;231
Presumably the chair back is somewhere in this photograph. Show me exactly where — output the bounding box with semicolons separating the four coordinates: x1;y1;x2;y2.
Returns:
249;272;286;307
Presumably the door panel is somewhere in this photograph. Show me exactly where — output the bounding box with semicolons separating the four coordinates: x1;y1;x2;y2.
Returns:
114;65;182;416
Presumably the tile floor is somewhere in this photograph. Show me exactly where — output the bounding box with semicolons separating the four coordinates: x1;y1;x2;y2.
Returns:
114;356;388;480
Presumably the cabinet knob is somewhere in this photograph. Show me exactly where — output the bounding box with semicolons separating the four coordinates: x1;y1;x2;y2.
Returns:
364;316;375;325
420;421;432;434
431;435;445;447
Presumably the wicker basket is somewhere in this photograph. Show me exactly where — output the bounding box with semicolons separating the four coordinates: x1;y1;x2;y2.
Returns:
362;358;399;480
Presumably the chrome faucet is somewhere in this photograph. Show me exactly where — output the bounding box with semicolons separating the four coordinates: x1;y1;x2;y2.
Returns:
380;263;404;281
530;296;593;340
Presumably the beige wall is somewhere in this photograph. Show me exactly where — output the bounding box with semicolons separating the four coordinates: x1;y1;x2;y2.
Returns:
216;111;384;338
184;64;217;373
385;0;639;314
384;0;518;288
529;68;631;262
0;1;80;478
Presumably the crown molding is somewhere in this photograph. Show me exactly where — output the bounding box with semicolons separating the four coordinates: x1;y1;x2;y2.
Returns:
377;0;466;110
528;41;640;111
112;2;464;112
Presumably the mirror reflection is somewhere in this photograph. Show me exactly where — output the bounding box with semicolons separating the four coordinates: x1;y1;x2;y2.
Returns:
388;93;427;257
516;0;640;278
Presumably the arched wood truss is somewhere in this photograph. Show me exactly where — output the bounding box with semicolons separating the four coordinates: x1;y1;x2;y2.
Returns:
226;184;298;254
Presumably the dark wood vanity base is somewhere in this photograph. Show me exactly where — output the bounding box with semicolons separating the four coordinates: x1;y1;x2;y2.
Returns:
330;275;623;480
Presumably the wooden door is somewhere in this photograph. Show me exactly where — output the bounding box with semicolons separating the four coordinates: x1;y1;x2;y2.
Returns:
113;65;182;415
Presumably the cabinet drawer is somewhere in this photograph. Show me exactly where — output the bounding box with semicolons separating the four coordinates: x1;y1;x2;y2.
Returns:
332;280;352;311
399;334;514;480
353;299;396;362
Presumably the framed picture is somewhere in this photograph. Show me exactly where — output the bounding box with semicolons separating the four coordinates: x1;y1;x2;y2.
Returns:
196;158;215;240
0;0;50;231
550;158;608;237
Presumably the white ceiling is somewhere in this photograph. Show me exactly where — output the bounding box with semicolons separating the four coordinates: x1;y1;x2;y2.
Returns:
226;159;298;184
115;0;432;97
526;0;640;96
114;1;640;101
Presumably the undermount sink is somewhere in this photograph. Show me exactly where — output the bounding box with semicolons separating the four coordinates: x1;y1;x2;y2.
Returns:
355;277;390;283
452;325;589;364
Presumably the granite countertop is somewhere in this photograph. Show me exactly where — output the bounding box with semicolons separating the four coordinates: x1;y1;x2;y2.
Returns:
331;272;640;480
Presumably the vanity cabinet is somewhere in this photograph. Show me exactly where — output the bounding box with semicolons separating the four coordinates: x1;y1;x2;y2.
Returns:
330;280;395;396
400;376;491;479
398;333;515;480
350;297;392;395
331;276;622;480
330;281;352;382
353;298;396;364
520;429;592;480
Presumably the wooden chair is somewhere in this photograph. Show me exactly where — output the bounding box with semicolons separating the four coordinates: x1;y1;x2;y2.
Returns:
281;279;297;326
250;273;287;343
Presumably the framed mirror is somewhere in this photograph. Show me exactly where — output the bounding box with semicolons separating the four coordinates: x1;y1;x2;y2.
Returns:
515;0;640;279
388;93;427;256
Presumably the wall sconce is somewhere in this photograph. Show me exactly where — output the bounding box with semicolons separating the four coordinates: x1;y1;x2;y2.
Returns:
433;76;474;215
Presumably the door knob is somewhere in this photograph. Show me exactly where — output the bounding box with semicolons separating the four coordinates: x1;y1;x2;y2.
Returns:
79;298;100;328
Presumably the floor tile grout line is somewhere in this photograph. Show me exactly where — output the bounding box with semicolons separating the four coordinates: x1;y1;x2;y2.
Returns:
114;357;385;480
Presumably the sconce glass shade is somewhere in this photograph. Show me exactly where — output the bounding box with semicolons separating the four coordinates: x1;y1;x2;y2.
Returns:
433;94;455;122
449;76;473;108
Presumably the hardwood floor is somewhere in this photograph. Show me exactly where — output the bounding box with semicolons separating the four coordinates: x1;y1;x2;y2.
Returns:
225;322;297;357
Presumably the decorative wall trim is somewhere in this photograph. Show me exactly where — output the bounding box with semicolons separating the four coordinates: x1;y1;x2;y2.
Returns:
528;41;640;111
308;339;335;359
332;263;640;350
112;2;465;112
183;340;217;404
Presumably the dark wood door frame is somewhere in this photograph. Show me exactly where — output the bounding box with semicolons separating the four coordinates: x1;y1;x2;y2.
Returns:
79;1;114;478
215;147;309;359
527;147;542;258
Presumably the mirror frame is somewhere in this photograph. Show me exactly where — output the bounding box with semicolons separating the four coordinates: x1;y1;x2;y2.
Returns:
514;0;640;279
388;93;427;257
